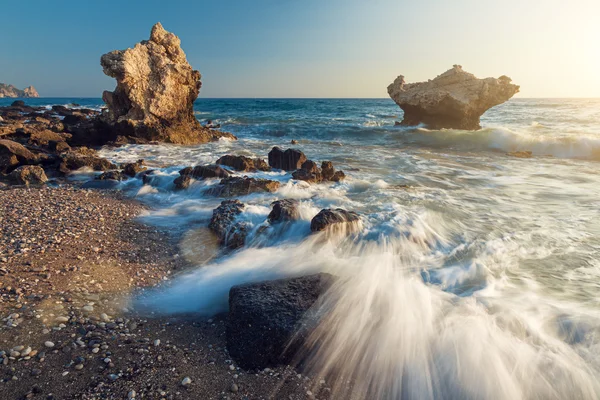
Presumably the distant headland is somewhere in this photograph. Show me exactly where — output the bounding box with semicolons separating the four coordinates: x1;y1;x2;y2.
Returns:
0;83;39;98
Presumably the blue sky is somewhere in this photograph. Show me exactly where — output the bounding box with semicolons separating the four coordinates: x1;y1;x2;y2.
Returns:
2;0;599;98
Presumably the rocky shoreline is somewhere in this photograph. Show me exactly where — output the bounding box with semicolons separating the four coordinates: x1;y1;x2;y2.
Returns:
0;185;333;399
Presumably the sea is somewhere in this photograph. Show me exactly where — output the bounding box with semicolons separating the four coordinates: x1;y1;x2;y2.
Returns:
3;97;600;399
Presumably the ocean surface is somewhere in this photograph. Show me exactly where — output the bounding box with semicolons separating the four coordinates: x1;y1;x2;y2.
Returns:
5;97;600;399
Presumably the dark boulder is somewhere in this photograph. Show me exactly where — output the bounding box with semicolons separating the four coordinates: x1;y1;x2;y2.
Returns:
216;155;270;172
11;100;26;108
123;159;147;177
174;174;192;190
268;199;300;223
208;200;248;250
0;139;37;173
206;176;280;197
310;209;360;232
8;165;48;185
227;273;336;370
268;147;307;171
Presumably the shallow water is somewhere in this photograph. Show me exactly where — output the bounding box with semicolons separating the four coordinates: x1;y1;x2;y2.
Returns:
5;97;600;399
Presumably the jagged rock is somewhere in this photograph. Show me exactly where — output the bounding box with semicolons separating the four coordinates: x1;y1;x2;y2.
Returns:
310;209;360;232
206;176;280;197
96;170;127;181
227;273;336;370
99;22;236;144
123;159;147;177
59;149;116;173
0;139;37;173
387;65;520;130
216;155;270;172
268;147;307;171
208;200;247;249
8;165;47;185
268;199;300;223
0;84;39;98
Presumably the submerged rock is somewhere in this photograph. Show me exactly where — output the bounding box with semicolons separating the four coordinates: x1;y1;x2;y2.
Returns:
268;199;300;223
227;273;336;370
96;170;127;181
387;65;519;130
310;209;360;232
507;151;533;158
174;164;231;189
216;155;270;172
99;22;236;144
268;147;307;171
208;200;247;249
206;176;280;197
8;165;48;185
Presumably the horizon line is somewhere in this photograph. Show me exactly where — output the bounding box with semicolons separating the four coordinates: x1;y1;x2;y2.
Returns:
6;96;600;100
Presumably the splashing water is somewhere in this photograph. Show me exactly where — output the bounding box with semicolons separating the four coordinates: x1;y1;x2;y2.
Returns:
8;97;600;399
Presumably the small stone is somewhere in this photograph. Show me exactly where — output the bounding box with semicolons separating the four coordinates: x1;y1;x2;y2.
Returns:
153;339;160;347
31;369;42;377
75;364;83;370
55;316;69;323
82;305;94;313
100;313;110;322
128;390;136;399
229;364;235;371
91;348;99;354
44;341;55;348
108;374;118;381
181;377;192;387
230;383;239;393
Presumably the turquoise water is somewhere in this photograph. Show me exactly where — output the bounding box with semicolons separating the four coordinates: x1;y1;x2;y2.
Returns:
5;97;600;399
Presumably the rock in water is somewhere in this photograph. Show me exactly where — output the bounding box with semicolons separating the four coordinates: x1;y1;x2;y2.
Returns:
268;147;307;171
206;176;280;197
268;199;300;223
216;155;270;172
100;22;236;144
310;209;360;232
227;273;336;370
208;200;248;249
387;65;519;130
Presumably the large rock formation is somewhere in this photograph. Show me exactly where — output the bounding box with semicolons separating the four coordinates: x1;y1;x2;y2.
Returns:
387;65;519;130
99;22;236;144
0;84;39;98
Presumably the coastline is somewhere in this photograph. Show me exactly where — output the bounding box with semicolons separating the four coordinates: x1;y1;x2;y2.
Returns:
0;185;329;399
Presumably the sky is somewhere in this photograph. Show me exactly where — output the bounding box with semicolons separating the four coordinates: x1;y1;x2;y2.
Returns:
1;0;599;98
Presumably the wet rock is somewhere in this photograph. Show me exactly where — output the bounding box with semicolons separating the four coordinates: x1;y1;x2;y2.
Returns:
268;147;307;171
96;170;127;181
292;160;345;183
387;65;520;130
507;151;533;158
206;176;280;197
81;180;120;189
173;174;192;190
310;209;360;232
123;159;147;177
227;273;336;370
99;22;236;144
216;154;270;172
8;165;48;185
174;164;231;189
268;199;300;223
208;200;248;249
0;139;37;173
